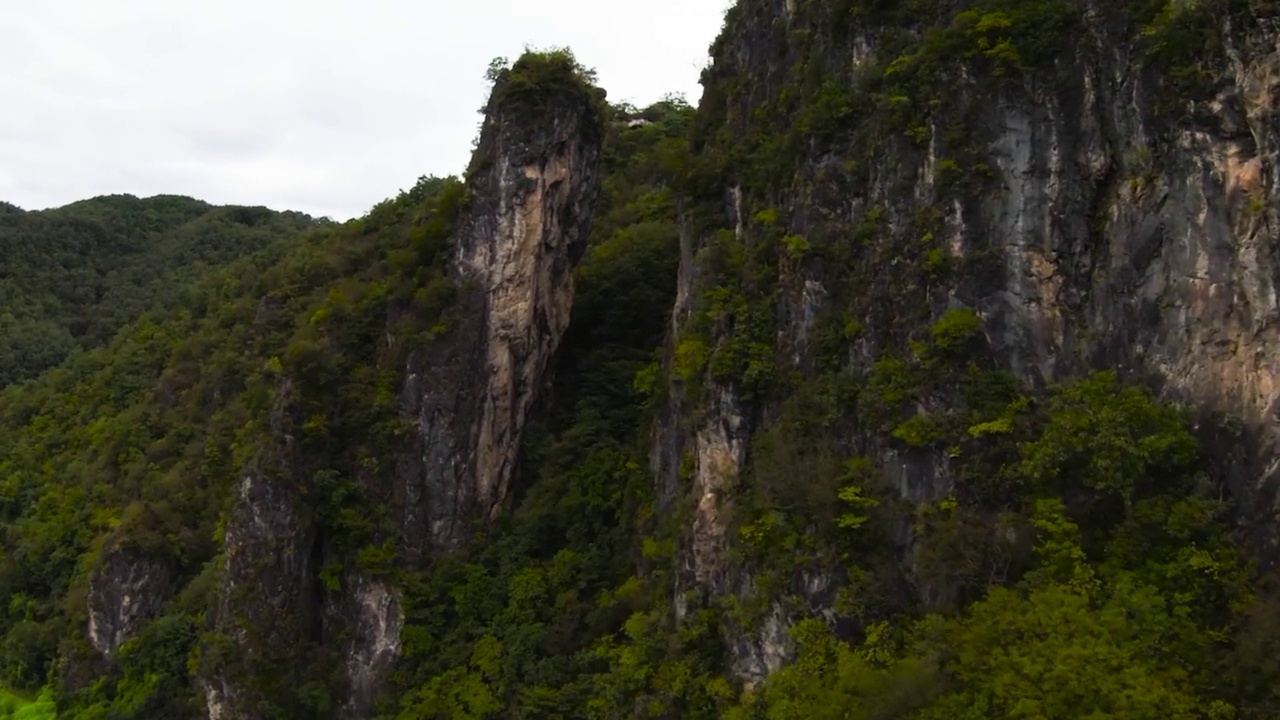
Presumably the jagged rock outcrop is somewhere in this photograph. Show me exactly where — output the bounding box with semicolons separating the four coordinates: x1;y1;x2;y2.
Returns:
657;0;1280;682
333;576;403;715
199;59;603;719
201;376;322;720
86;548;175;656
400;77;603;552
202;470;317;719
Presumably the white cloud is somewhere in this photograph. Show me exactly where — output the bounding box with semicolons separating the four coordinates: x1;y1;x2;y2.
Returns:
1;0;731;220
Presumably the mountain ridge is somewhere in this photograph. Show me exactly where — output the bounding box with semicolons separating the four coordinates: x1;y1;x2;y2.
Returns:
5;3;1280;718
0;193;319;387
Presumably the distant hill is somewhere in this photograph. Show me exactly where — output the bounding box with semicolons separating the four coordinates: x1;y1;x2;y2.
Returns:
0;194;318;386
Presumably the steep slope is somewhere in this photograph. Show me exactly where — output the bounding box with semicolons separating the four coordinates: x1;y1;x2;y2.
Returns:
0;195;317;386
633;0;1280;715
199;51;605;720
0;50;612;719
380;97;692;720
11;2;1280;718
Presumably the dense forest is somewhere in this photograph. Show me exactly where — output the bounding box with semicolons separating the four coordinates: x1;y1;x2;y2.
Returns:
3;0;1280;718
0;197;317;387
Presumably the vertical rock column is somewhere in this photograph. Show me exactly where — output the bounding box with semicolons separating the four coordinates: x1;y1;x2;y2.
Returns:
203;56;604;719
403;62;605;551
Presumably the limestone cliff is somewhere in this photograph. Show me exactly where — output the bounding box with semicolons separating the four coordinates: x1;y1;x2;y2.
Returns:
86;548;176;657
657;0;1280;683
400;70;603;552
198;56;604;719
39;4;1280;714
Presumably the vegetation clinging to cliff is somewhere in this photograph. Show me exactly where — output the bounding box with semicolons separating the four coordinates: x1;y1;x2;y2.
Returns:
469;48;609;178
5;2;1280;717
488;49;604;113
0;172;467;718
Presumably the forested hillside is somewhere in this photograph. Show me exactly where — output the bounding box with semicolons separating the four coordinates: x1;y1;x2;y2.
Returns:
0;54;698;718
4;0;1280;718
0;195;317;386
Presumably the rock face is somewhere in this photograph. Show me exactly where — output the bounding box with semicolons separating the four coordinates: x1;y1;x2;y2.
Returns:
458;114;598;523
199;62;603;719
401;78;603;551
86;548;175;656
971;14;1280;449
337;577;403;714
201;376;322;720
658;0;1280;681
202;473;315;719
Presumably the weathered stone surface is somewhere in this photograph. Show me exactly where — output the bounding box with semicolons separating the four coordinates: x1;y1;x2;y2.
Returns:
332;574;403;718
659;0;1280;682
401;75;603;551
200;64;603;718
203;464;318;720
86;548;175;656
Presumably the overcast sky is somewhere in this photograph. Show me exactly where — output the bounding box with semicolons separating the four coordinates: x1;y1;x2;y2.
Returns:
1;1;730;221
